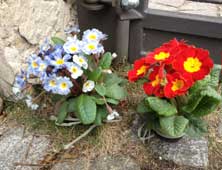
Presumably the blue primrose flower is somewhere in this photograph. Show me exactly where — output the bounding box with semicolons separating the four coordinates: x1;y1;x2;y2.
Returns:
56;76;73;95
14;70;27;90
66;62;83;79
43;76;73;95
27;54;42;77
43;75;58;94
63;36;82;54
37;58;49;77
39;38;51;55
83;28;107;42
82;41;104;55
50;53;72;70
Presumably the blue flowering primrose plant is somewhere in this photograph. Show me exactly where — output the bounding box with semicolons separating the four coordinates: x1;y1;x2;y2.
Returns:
13;27;127;128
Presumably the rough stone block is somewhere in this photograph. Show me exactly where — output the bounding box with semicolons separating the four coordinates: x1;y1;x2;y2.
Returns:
0;125;50;170
149;136;208;168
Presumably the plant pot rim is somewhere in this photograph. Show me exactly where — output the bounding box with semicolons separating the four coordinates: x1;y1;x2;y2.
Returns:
154;128;185;140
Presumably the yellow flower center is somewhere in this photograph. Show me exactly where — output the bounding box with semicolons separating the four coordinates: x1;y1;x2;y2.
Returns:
88;44;96;50
151;75;161;87
89;34;97;40
136;66;147;76
32;61;38;68
154;52;170;60
49;80;56;87
171;79;184;91
56;59;64;65
85;82;90;87
70;46;77;52
183;57;202;73
79;58;84;63
60;82;67;89
71;67;77;73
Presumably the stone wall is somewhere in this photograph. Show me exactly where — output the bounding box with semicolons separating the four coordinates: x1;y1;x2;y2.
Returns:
148;0;222;17
0;0;77;97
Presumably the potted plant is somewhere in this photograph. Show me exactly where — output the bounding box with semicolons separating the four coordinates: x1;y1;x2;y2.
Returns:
13;26;127;148
128;39;222;139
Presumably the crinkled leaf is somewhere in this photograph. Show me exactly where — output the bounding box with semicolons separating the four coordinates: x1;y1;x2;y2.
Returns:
190;65;221;93
137;99;153;114
190;75;211;93
104;73;123;86
94;106;108;125
67;98;78;113
146;97;177;117
208;64;221;89
105;84;126;100
159;116;189;137
92;96;119;105
76;94;97;124
87;67;102;81
182;91;203;113
185;116;208;138
56;101;68;124
92;96;105;105
191;86;221;117
99;52;112;69
95;84;106;96
51;37;65;45
106;98;119;105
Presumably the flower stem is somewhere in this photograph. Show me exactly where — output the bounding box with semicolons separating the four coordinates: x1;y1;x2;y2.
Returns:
64;124;97;150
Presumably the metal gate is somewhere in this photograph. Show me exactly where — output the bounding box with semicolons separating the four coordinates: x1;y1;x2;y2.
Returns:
77;0;222;63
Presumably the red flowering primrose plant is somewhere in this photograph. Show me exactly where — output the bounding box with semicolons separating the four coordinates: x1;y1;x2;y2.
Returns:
128;39;222;138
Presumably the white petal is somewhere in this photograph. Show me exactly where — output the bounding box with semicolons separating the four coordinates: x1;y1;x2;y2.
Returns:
12;86;21;94
112;53;117;59
102;69;112;74
107;114;115;121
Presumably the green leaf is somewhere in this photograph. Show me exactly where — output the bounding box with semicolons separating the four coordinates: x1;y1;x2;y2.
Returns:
137;99;153;114
92;96;119;105
190;75;211;94
159;116;189;137
94;106;108;125
51;37;65;45
191;86;221;117
106;98;119;105
182;91;203;113
95;84;106;96
146;97;177;117
99;52;112;69
104;73;123;86
208;64;221;89
76;94;97;124
67;98;78;113
189;65;221;93
92;96;105;105
105;84;126;100
56;101;68;124
185;116;208;138
87;67;102;81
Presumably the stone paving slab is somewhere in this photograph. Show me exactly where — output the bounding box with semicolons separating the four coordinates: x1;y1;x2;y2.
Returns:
149;136;208;168
0;124;50;170
51;155;141;170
